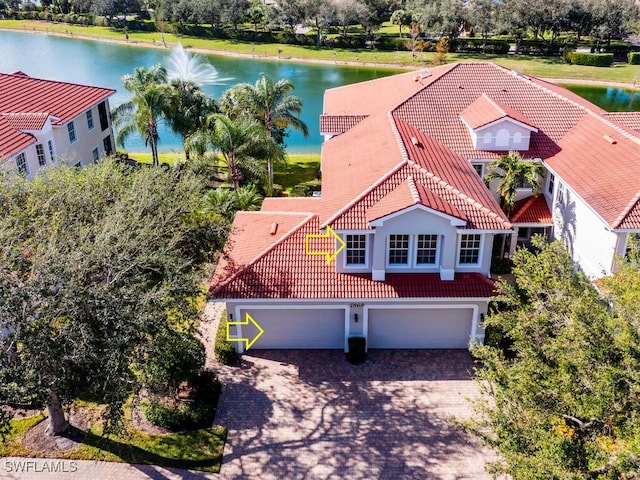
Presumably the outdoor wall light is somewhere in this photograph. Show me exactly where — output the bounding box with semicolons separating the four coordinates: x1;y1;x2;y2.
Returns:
228;313;233;321
480;313;485;325
354;313;359;323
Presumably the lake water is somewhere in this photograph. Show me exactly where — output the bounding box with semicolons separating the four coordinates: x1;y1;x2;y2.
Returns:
563;84;640;112
2;30;639;153
0;30;395;154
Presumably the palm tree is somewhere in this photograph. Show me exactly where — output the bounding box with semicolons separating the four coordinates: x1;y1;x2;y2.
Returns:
203;185;263;220
187;113;282;191
112;65;175;167
485;151;545;215
485;151;545;257
220;74;309;187
166;79;218;160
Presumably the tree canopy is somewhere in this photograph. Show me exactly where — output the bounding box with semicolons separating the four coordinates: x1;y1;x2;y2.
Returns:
0;159;224;435
469;237;640;478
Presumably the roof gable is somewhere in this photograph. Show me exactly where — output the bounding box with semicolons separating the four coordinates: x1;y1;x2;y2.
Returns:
460;93;537;131
366;176;467;225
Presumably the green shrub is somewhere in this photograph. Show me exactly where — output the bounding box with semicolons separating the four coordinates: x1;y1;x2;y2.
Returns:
142;370;220;431
629;52;640;65
567;52;613;67
215;312;239;365
290;179;321;197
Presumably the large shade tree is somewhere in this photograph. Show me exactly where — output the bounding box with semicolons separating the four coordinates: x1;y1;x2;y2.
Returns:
220;73;308;189
112;65;176;167
468;238;640;478
0;160;222;435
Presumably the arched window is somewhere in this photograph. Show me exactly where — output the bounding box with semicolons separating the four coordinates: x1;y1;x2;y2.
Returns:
496;128;509;147
513;131;522;144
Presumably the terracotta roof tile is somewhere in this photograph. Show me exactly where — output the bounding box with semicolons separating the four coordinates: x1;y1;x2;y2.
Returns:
460;93;537;130
0;72;115;159
545;114;640;228
0;115;35;159
602;112;640;132
319;114;368;135
510;196;553;224
322;64;457;116
2;112;51;131
211;215;496;299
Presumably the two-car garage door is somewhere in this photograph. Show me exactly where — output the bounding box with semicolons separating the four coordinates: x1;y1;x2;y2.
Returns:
367;308;473;349
239;308;345;349
235;306;474;350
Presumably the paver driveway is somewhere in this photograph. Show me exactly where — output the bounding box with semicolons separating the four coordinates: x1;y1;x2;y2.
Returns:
214;349;500;480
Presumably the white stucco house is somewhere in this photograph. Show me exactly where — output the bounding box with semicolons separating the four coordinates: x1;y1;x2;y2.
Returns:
0;71;116;178
210;62;640;352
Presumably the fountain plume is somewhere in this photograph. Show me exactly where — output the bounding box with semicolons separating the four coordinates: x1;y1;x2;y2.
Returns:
166;43;232;86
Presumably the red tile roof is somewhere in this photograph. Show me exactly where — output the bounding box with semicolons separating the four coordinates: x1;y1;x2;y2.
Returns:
510;196;553;224
602;112;640;131
2;112;52;131
0;115;35;159
0;72;115;158
545;114;640;229
319;114;368;135
212;215;496;299
460;93;537;131
211;62;640;301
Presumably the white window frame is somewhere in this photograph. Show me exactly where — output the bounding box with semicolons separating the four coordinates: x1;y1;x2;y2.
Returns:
546;172;555;197
472;163;484;178
457;234;483;267
67;121;77;144
415;234;439;266
557;182;566;208
86;109;95;131
47;139;56;163
15;152;28;175
344;234;369;267
92;147;100;163
387;234;410;267
35;144;46;166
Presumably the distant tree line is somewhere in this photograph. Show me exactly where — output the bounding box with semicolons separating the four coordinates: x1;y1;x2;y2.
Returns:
3;0;639;48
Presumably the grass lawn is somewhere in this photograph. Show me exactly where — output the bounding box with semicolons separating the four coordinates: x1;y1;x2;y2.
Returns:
4;19;640;83
0;407;226;473
274;154;320;191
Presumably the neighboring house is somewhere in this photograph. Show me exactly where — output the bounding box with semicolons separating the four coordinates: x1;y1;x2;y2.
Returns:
211;62;640;352
0;71;116;178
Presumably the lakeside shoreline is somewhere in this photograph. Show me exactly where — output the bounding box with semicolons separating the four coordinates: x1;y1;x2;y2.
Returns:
3;24;640;88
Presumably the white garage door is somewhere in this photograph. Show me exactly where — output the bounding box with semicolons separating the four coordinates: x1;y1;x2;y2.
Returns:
368;308;472;349
239;308;345;349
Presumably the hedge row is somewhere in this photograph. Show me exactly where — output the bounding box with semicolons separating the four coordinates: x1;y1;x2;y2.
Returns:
629;52;640;65
566;52;613;67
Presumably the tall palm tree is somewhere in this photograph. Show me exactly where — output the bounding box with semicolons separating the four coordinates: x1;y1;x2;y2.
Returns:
187;113;282;191
112;65;175;167
220;74;309;187
485;151;545;215
166;79;218;160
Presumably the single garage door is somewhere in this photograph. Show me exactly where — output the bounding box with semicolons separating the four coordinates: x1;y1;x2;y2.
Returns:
368;308;472;349
239;308;345;349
